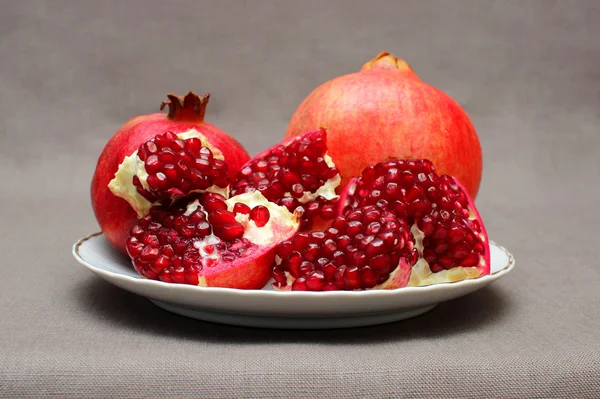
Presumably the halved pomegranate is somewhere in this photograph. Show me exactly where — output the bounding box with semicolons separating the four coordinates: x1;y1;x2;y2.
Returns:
126;191;300;289
229;129;341;231
339;159;490;286
272;204;415;291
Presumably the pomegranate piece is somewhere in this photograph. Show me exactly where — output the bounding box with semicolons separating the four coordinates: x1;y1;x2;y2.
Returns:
272;205;414;291
339;159;490;286
229;129;341;231
126;191;300;289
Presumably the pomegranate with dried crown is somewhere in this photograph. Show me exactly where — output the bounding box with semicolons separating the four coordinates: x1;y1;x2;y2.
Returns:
285;51;483;198
229;129;341;231
339;159;490;286
91;92;250;255
126;191;300;288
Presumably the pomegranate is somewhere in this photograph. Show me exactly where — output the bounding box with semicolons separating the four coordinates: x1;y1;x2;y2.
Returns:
126;191;300;289
272;204;415;291
229;129;341;231
339;159;490;286
285;51;483;198
91;92;250;255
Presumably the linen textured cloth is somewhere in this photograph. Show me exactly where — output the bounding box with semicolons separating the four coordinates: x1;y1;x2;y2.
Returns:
1;1;599;397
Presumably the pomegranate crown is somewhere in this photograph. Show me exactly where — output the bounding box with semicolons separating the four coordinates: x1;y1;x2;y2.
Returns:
160;91;211;121
361;51;414;74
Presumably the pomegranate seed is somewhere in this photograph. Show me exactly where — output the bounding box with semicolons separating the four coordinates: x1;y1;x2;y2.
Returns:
215;222;244;241
438;255;454;268
462;252;480;267
286;251;302;277
365;238;385;257
434;242;448;254
140;246;159;261
310;231;325;244
172;266;185;284
292;232;310;250
249;205;270;227
292;277;308;291
299;261;315;276
126;238;144;258
306;201;320;216
369;254;391;274
319;204;336;220
153;255;171;273
346;221;363;237
306;271;326;291
336;235;352;250
277;241;294;259
365;221;381;235
450;242;470;259
209;209;237;225
304;243;320;261
332;250;345;265
159;269;173;283
343;267;361;290
204;198;228;213
360;267;378;289
272;266;287;287
324;227;339;239
279;197;296;212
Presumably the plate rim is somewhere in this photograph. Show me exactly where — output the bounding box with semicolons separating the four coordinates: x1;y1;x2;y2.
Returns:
72;232;515;298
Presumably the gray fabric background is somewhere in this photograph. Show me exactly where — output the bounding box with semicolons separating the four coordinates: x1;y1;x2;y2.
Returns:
1;0;599;397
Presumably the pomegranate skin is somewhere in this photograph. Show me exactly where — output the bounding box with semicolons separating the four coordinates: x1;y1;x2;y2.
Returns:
285;51;483;198
91;93;250;255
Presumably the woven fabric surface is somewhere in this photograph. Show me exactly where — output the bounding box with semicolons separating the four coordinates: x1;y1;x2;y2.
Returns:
1;1;599;397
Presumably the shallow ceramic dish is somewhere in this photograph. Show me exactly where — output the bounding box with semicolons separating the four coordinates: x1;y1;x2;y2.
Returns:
73;233;515;329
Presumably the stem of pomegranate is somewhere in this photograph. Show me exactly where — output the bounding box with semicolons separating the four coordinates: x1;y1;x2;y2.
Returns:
160;91;210;122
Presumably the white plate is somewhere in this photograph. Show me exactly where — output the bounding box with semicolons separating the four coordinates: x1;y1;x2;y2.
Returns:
72;233;515;329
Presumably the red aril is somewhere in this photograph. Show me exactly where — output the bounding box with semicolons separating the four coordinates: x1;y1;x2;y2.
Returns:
126;191;300;289
91;92;250;255
229;129;341;231
272;204;415;291
285;51;483;198
339;159;490;286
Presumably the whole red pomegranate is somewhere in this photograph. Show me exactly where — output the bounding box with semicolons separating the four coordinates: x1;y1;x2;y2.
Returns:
91;92;250;255
285;51;483;198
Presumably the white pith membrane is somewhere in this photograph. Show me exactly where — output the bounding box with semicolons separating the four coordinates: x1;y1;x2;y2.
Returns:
407;207;487;287
284;154;341;203
184;191;299;286
108;129;228;218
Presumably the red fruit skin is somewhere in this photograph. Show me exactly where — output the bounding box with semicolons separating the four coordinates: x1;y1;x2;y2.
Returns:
285;51;483;198
91;95;250;255
201;246;276;289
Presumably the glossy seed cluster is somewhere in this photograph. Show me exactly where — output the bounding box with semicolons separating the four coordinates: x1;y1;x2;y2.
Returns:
134;131;229;204
345;159;485;272
272;205;415;291
229;129;339;230
125;193;269;285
